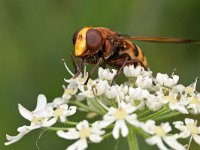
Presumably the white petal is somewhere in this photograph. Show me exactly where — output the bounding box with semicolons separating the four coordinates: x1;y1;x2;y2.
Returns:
97;120;114;128
5;132;27;145
42;118;57;127
146;136;168;150
162;122;172;133
35;94;47;112
173;75;179;84
125;114;140;127
103;113;116;123
66;106;77;116
193;134;200;145
123;104;137;114
76;120;89;131
140;120;155;135
185;118;195;125
57;129;79;140
5;126;31;145
34;108;54;118
180;130;191;138
173;121;184;130
60;116;66;122
52;97;66;107
18;104;32;121
113;120;128;139
67;139;88;150
89;134;103;143
163;135;185;150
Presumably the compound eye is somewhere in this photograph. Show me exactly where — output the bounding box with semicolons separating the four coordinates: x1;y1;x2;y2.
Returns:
72;28;81;45
86;29;103;50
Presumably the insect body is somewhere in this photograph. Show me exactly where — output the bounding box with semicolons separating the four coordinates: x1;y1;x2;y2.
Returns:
72;26;198;82
73;27;148;69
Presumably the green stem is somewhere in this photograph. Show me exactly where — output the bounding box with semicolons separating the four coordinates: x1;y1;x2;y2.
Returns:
134;127;150;138
46;127;69;131
140;106;169;121
150;109;171;120
66;121;79;126
103;132;112;139
137;109;152;118
127;125;139;150
87;98;106;115
153;111;182;121
70;101;101;115
128;78;136;87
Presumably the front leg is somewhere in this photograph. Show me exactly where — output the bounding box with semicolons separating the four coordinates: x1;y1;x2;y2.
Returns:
84;57;103;84
111;57;129;85
71;53;87;79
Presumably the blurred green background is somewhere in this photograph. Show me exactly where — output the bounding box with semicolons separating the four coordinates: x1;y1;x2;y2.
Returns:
0;0;200;149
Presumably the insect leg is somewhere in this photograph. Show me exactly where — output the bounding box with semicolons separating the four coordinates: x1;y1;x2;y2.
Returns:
84;58;103;84
71;53;87;79
70;52;78;72
111;57;129;85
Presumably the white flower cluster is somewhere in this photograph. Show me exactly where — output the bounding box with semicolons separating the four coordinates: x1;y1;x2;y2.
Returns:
5;65;200;150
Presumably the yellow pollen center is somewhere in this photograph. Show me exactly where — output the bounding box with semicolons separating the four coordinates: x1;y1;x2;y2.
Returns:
186;87;194;96
54;108;64;117
114;108;127;120
187;123;198;134
189;97;200;105
154;126;166;137
32;117;43;123
165;96;177;104
79;127;91;139
64;89;74;95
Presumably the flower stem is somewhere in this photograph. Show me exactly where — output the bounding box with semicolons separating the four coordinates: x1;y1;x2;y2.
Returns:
70;101;101;115
46;127;69;131
153;111;182;121
140;106;169;121
103;132;112;139
134;127;150;138
137;109;152;118
87;98;106;115
66;121;79;126
127;125;139;150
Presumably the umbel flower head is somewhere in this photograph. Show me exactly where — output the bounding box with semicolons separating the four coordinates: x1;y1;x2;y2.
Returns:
5;64;200;150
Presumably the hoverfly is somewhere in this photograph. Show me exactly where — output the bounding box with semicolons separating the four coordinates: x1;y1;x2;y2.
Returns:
71;26;198;83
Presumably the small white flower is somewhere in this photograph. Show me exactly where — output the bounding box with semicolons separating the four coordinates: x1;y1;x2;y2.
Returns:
98;67;117;81
106;85;118;99
63;73;89;100
105;85;128;102
100;101;139;139
184;79;198;97
141;120;185;150
129;87;150;109
47;97;77;123
174;118;200;145
123;65;144;78
156;73;179;87
136;75;153;89
187;93;200;114
146;95;164;111
92;80;109;96
5;94;55;145
53;104;77;123
57;120;105;150
62;87;78;100
78;81;95;98
173;84;186;95
158;91;188;114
